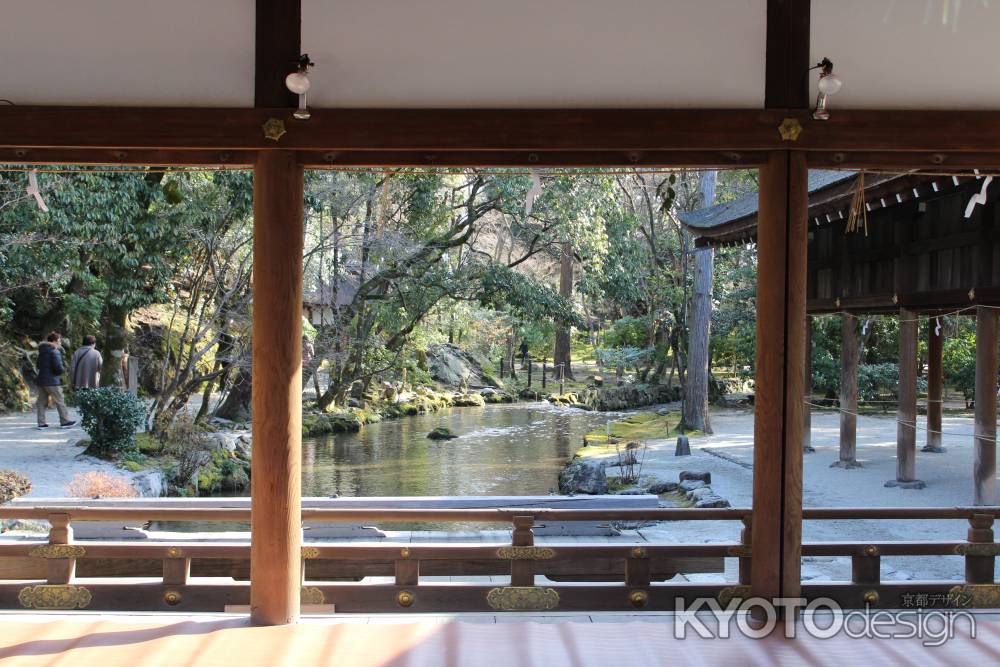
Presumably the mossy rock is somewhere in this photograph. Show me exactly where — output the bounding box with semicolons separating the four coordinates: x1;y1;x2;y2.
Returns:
547;393;580;405
427;426;458;440
452;393;486;408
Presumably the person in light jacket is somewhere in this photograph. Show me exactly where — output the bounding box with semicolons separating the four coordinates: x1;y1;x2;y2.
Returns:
69;335;103;390
35;331;76;429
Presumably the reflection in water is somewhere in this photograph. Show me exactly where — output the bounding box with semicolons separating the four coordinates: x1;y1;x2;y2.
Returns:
300;402;616;498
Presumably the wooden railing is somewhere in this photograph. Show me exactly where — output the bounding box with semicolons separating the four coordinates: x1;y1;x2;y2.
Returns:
0;505;996;613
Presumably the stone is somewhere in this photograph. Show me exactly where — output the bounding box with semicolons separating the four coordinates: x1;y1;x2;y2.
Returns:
208;433;237;453
884;479;926;489
558;458;608;495
647;481;679;494
675;435;691;456
678;479;706;493
686;487;714;501
614;488;646;495
694;495;731;508
426;343;500;388
451;393;486;408
427;426;458;440
131;470;165;498
679;470;711;484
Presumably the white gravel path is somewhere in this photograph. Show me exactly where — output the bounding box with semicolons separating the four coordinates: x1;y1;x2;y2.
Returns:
0;406;130;497
638;407;1000;583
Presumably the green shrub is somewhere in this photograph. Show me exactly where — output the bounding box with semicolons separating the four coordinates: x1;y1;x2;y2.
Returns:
76;387;146;458
0;469;31;504
943;331;976;407
604;316;651;349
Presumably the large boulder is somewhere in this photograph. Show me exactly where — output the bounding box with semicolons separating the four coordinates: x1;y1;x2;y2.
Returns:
558;458;608;495
131;470;165;498
426;344;499;389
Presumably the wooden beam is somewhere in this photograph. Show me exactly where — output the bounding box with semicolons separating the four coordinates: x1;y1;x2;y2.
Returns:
836;315;859;467
765;0;811;108
0;107;789;153
924;325;945;454
974;307;999;506
7;107;1000;155
808;151;1000;171
751;150;808;602
255;0;300;108
250;150;304;625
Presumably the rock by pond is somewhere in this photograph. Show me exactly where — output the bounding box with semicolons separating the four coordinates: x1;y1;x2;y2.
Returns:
427;426;458;440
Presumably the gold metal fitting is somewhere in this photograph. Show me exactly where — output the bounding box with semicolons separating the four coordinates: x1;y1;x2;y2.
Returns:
163;590;182;606
397;590;415;607
862;590;879;605
166;547;182;558
628;590;649;608
630;547;647;559
864;545;879;557
400;547;410;558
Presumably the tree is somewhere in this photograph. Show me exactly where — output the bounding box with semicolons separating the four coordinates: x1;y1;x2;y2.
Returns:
682;171;716;433
552;240;576;379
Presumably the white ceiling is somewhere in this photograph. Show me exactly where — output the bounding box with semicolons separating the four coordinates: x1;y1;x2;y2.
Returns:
3;0;1000;110
811;0;1000;109
302;0;766;108
0;0;254;106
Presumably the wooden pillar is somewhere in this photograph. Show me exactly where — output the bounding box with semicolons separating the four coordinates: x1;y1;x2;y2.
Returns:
834;314;859;467
250;151;304;625
974;307;998;505
750;151;807;602
923;322;945;453
803;316;814;453
888;308;923;488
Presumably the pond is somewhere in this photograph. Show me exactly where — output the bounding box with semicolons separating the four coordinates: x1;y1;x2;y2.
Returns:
301;402;618;498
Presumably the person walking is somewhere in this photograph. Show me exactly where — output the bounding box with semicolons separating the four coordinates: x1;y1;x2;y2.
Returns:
35;331;76;429
69;334;102;390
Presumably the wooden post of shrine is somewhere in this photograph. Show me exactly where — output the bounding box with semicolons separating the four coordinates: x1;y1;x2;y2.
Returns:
834;314;860;467
804;315;814;453
973;306;998;505
750;150;807;603
888;308;924;488
250;150;305;625
923;322;945;453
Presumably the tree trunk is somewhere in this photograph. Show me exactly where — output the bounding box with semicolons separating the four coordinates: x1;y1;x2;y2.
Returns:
553;241;575;380
216;365;252;421
682;170;716;433
100;305;129;388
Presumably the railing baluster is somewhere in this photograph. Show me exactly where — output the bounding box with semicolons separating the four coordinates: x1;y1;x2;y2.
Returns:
395;556;419;586
162;557;190;586
851;545;880;586
738;516;752;585
625;547;651;587
510;515;534;586
46;512;75;584
965;513;995;584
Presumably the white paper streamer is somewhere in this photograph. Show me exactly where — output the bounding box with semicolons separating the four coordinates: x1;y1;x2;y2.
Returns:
964;175;992;218
25;170;48;212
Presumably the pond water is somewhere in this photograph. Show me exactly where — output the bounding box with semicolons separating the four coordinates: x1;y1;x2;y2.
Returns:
301;402;618;498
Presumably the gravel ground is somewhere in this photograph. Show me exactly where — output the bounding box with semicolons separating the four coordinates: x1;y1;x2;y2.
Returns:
637;407;1000;583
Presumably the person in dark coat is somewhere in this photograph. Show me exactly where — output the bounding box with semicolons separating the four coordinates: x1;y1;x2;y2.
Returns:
35;331;76;429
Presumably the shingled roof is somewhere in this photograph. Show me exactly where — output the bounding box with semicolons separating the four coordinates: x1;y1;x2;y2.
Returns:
680;170;856;234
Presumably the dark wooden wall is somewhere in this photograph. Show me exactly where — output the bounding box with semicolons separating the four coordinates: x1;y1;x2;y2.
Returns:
807;180;1000;314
